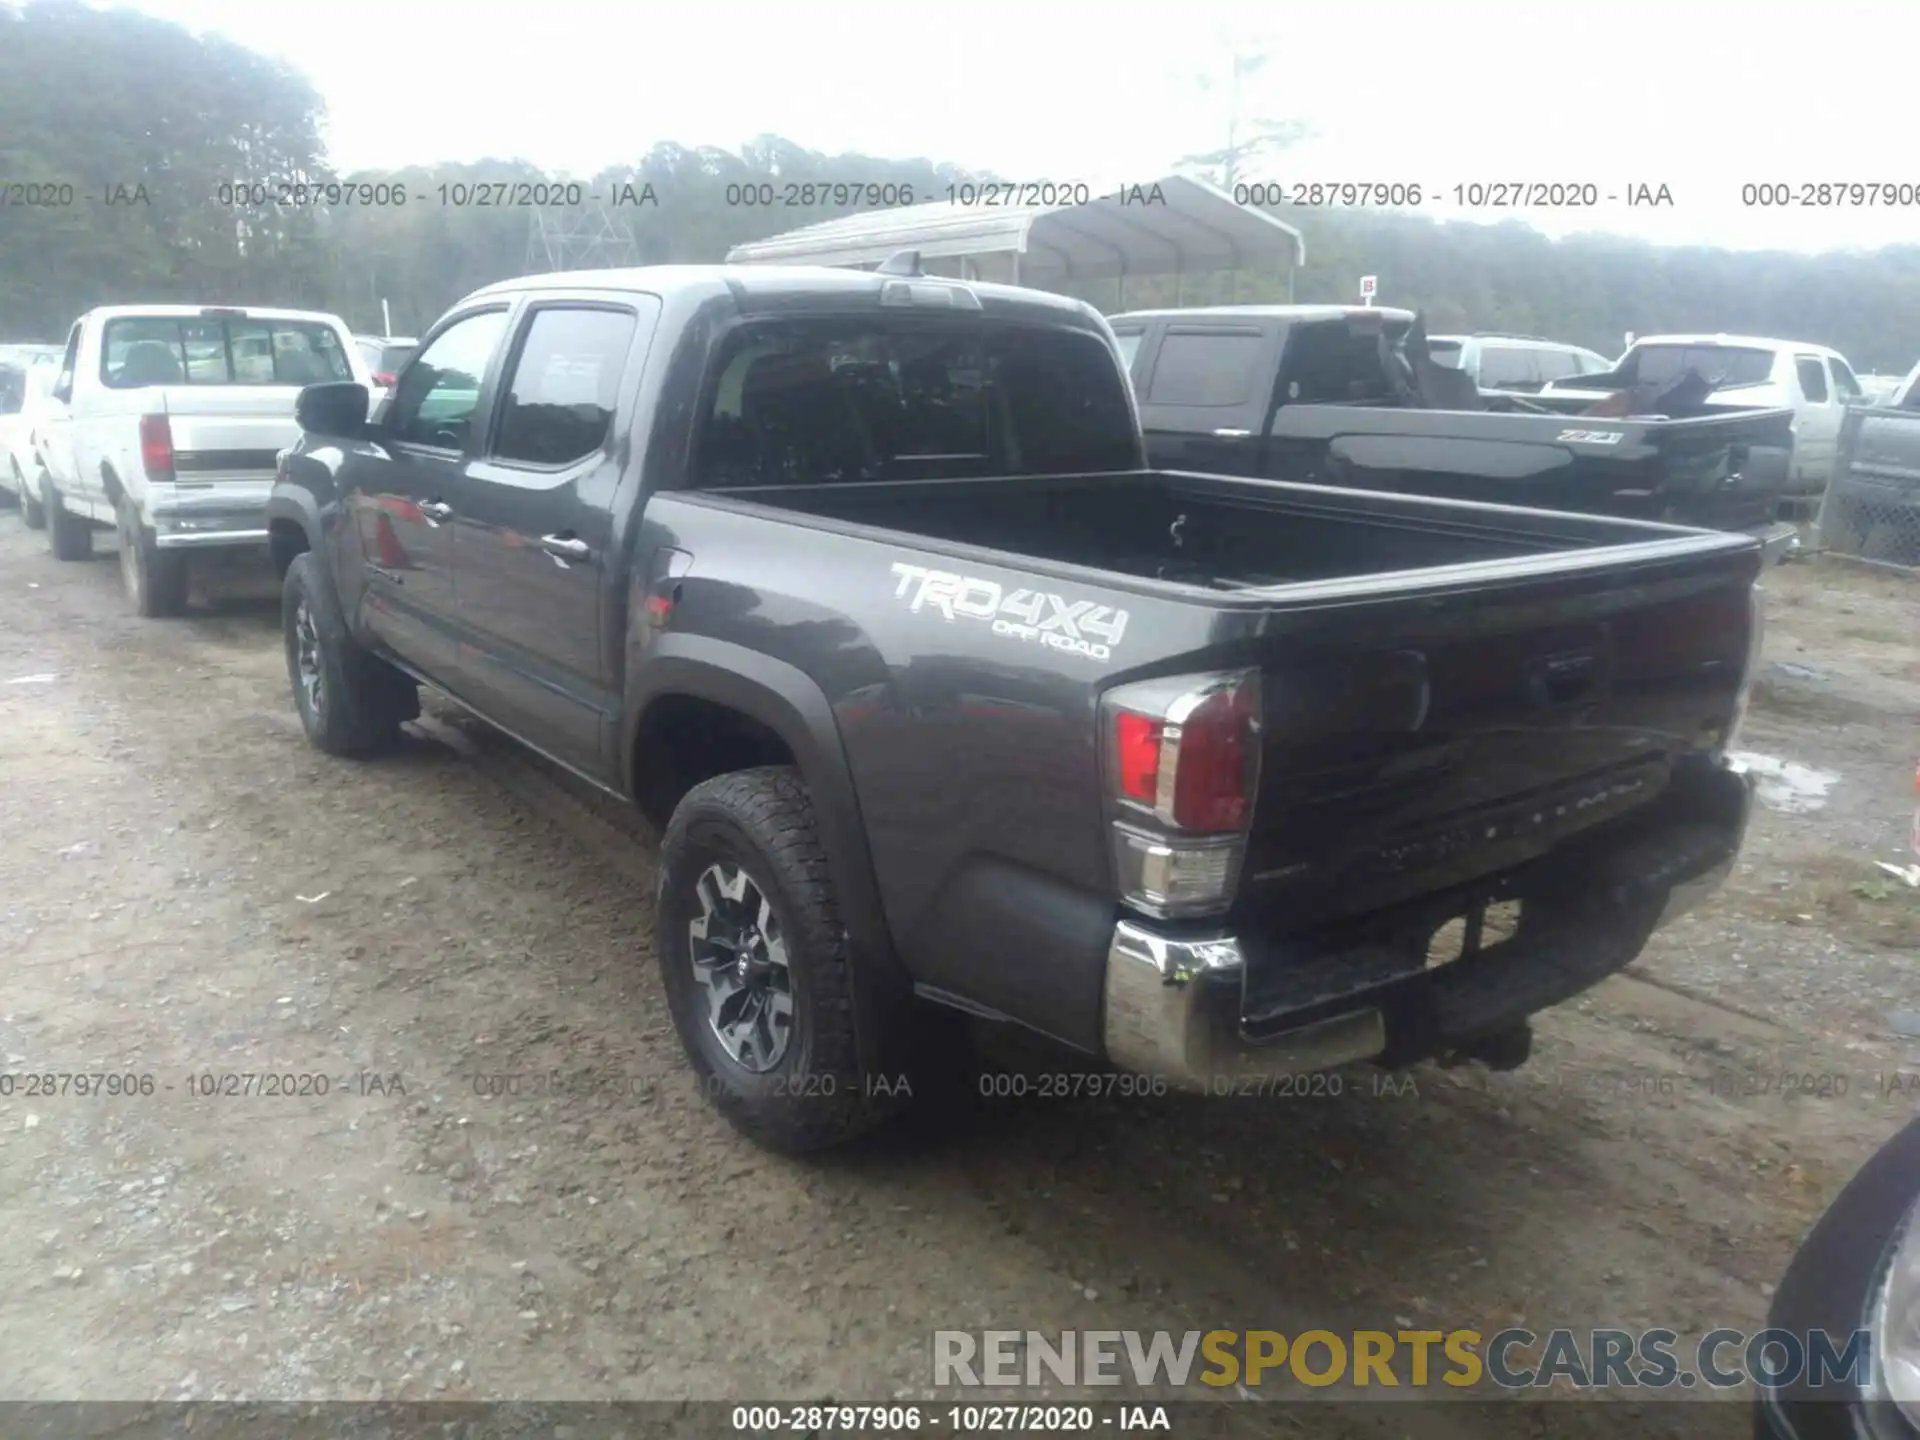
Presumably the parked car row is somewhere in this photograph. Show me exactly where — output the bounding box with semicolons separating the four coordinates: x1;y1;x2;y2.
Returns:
0;270;1889;1433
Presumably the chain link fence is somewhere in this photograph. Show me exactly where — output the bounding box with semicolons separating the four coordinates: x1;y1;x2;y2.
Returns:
1815;404;1920;571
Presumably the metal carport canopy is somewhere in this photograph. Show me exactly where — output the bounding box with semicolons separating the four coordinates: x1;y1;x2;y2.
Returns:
722;174;1304;282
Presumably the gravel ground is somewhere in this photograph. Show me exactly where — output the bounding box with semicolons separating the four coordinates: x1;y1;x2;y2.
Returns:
0;516;1914;1438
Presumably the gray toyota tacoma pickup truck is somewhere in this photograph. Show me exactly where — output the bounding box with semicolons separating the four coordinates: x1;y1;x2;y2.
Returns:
268;261;1762;1154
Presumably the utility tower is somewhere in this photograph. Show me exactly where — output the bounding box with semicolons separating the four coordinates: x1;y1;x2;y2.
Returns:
524;202;642;274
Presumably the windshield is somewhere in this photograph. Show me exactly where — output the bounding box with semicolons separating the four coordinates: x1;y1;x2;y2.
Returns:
1627;344;1775;389
696;317;1137;486
101;316;352;388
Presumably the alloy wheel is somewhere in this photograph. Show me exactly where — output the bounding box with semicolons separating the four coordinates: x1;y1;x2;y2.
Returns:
687;860;794;1072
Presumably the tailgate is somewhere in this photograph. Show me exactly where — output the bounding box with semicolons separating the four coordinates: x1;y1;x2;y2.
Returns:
1235;536;1760;932
159;387;302;476
1628;408;1794;531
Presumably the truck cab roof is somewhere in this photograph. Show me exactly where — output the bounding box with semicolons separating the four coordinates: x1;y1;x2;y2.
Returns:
459;264;1106;327
1110;304;1417;327
1629;333;1849;361
76;303;352;327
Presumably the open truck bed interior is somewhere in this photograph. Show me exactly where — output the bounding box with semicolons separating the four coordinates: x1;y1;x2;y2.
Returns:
709;468;1733;594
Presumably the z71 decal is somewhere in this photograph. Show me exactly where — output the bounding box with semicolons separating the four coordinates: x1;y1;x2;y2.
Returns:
1556;428;1624;445
889;563;1130;663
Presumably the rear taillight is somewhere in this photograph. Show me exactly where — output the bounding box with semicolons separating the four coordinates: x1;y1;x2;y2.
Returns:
1102;670;1262;918
373;372;396;387
138;414;173;480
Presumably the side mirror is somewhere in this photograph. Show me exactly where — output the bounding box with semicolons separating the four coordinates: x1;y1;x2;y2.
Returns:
295;381;371;436
50;379;72;406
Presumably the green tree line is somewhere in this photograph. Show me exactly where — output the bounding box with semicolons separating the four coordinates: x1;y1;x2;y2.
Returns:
4;0;1918;372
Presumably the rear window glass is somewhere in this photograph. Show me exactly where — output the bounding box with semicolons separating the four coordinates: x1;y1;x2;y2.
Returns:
101;316;352;388
0;365;24;415
1425;340;1465;369
378;344;416;376
1111;331;1144;374
1627;345;1774;389
696;318;1137;487
1146;330;1262;407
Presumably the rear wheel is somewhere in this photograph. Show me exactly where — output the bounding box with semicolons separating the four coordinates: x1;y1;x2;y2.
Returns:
116;498;189;617
282;552;419;756
656;767;913;1153
44;475;91;561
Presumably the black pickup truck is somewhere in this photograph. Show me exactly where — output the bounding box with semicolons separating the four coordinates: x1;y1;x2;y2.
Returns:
269;264;1761;1154
1111;305;1801;563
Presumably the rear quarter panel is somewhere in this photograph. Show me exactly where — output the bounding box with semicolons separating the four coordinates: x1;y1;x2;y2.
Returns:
637;492;1229;1053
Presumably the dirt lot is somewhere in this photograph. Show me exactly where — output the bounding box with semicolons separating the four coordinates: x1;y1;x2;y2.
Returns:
0;516;1915;1437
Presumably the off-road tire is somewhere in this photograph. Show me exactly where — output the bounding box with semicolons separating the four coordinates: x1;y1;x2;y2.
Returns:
44;475;91;560
282;552;420;757
17;462;46;530
116;497;190;617
657;766;910;1153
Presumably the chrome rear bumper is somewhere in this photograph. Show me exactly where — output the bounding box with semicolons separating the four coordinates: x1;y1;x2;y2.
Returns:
148;479;273;551
1101;759;1752;1090
1102;923;1387;1091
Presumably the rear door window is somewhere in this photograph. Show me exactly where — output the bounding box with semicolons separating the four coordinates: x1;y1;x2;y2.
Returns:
1534;348;1581;382
1476;346;1539;390
1144;329;1263;407
1794;356;1830;403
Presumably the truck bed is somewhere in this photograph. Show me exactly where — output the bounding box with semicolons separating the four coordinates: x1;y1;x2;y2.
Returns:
699;465;1758;1041
732;466;1743;593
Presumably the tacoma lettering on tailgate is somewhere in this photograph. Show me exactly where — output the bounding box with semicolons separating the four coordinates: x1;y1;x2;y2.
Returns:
888;563;1130;663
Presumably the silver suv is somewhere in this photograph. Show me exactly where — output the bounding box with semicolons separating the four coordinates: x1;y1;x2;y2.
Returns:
1426;333;1614;397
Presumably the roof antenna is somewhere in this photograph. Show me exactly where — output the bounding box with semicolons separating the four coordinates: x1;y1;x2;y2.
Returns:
876;249;922;277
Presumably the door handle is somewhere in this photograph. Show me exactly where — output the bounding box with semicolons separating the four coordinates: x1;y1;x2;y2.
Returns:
541;533;592;564
418;500;452;523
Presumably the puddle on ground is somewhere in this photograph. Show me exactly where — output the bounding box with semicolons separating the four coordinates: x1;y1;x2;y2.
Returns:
1730;750;1841;814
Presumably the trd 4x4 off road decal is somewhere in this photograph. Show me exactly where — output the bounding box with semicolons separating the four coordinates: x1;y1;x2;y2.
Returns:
888;563;1130;663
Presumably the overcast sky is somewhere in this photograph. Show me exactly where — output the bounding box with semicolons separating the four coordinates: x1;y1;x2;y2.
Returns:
130;0;1920;254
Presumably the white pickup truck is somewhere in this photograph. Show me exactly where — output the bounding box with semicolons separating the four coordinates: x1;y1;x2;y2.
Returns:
37;304;372;615
1537;333;1867;504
